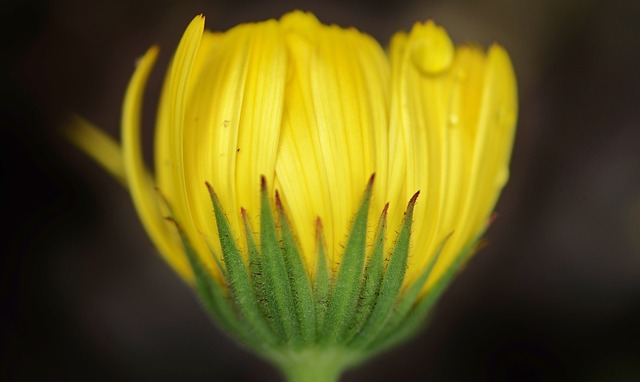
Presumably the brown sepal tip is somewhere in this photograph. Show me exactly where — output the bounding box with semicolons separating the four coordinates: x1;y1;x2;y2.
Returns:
367;173;376;188
164;216;178;228
205;181;215;195
476;238;490;251
241;208;252;224
405;190;420;214
275;190;284;212
315;217;324;239
260;175;268;192
153;186;171;206
378;202;390;222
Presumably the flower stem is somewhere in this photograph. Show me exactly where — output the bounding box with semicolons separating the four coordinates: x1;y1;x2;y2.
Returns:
281;364;341;382
273;348;361;382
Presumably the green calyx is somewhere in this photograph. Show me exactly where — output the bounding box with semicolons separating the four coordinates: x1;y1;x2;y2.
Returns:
169;176;473;381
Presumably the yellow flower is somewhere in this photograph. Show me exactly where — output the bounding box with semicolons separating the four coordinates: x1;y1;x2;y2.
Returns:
67;10;517;380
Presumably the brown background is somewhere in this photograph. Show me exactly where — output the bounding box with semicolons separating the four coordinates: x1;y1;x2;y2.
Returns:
2;0;640;381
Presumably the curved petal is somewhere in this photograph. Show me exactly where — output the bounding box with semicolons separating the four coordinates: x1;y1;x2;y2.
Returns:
389;22;517;291
165;20;287;269
121;45;191;280
154;16;217;272
425;44;517;290
65;114;127;187
389;22;452;284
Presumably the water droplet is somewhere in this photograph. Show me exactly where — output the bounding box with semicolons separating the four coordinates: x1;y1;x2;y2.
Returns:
410;22;454;76
448;113;459;127
223;120;230;127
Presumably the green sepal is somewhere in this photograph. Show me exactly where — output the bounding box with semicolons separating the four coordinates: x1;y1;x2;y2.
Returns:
277;192;317;345
206;182;278;346
165;217;250;345
241;208;281;338
153;189;249;344
372;231;452;344
343;203;388;342
166;178;491;380
258;177;299;346
350;191;419;348
320;175;374;346
203;238;228;280
313;219;331;337
368;235;474;354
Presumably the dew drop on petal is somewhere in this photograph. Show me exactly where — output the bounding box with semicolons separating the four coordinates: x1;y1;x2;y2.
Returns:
448;113;459;127
410;21;454;76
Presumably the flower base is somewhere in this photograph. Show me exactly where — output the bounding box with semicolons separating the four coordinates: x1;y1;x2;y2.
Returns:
271;348;363;382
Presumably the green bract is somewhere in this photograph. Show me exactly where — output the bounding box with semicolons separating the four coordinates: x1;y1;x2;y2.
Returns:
169;177;470;381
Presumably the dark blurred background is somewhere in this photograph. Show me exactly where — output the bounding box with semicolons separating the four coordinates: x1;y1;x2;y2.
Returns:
2;0;639;381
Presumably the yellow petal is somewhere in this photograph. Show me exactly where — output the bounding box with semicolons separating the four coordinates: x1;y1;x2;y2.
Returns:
153;16;212;273
157;18;288;272
388;21;517;293
64;114;127;187
121;45;191;280
390;21;451;283
274;18;390;272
